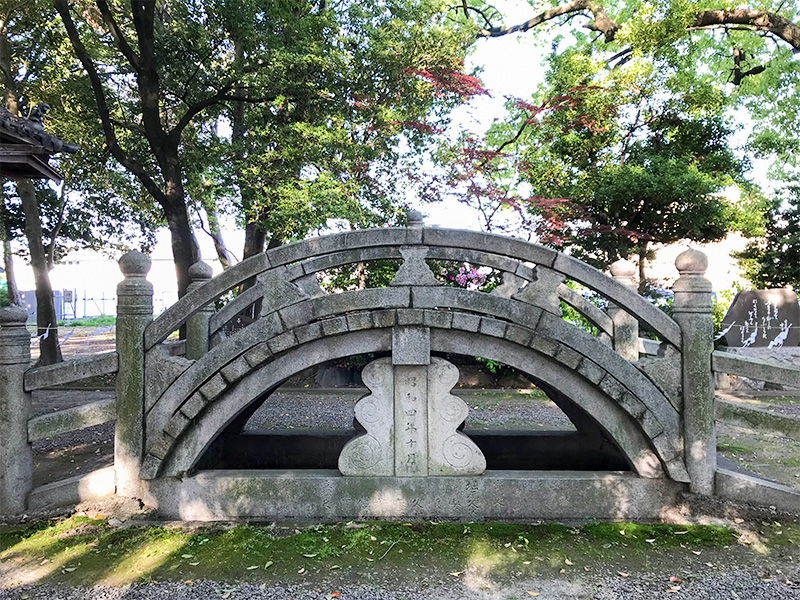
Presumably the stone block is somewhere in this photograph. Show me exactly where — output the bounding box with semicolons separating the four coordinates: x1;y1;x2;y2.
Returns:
598;375;626;401
638;409;664;438
294;322;324;345
321;316;349;336
140;455;162;480
199;373;227;402
312;287;411;319
371;309;397;329
577;359;605;384
164;411;190;440
451;312;481;332
244;342;273;368
346;312;374;331
479;317;507;338
180;392;208;420
397;309;425;326
504;324;532;347
278;301;314;331
423;309;453;329
555;346;583;370
221;356;250;384
651;432;681;462
148;431;176;460
268;331;298;354
392;326;430;365
529;334;559;358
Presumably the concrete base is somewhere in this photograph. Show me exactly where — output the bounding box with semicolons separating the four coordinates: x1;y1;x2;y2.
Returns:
716;468;800;513
143;470;687;521
27;467;115;511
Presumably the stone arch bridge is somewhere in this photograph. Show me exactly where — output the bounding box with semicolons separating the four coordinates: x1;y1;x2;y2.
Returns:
3;213;799;520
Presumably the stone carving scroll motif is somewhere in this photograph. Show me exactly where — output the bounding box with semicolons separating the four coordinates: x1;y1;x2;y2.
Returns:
338;358;394;476
339;356;486;477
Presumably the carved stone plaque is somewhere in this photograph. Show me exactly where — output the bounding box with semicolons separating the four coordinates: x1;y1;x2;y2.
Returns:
718;290;799;348
338;357;485;477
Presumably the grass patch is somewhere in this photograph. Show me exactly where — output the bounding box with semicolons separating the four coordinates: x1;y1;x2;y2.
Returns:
717;442;756;454
0;517;744;588
57;316;116;327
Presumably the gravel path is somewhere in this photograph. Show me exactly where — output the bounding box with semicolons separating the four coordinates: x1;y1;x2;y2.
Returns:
3;570;800;599
245;388;573;431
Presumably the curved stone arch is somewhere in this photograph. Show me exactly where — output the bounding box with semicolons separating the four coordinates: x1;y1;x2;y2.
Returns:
150;326;683;482
145;287;681;453
143;227;681;349
207;245;615;341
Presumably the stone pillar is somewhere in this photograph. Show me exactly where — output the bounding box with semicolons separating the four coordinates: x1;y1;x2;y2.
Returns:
672;248;715;495
0;306;32;516
115;251;153;497
185;261;213;360
609;259;639;361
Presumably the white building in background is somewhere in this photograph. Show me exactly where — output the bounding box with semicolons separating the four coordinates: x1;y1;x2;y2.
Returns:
8;212;751;322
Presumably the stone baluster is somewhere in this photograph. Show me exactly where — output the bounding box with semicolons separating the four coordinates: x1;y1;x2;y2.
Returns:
609;259;639;361
115;251;153;498
672;248;715;495
185;261;213;360
0;306;32;515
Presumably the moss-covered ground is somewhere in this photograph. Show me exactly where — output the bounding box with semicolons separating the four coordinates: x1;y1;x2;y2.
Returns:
1;516;796;589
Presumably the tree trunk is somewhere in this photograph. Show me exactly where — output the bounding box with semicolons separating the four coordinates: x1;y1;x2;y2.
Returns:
243;222;266;259
3;239;20;306
201;199;233;268
638;241;647;283
162;195;200;299
17;179;61;365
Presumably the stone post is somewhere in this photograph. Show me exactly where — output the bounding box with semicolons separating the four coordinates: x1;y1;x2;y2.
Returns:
672;248;715;495
185;261;213;360
0;306;32;516
115;251;153;497
609;259;639;361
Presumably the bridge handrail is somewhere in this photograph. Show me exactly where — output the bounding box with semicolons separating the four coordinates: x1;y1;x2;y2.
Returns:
24;351;118;392
144;227;681;350
712;350;800;388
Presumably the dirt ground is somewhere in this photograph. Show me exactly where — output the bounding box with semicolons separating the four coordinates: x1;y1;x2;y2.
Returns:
29;325;116;363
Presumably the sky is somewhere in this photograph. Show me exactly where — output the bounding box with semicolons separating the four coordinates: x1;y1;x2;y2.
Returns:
13;0;775;302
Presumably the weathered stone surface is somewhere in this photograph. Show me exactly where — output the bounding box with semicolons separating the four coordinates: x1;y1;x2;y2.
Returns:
27;466;115;512
396;308;425;326
371;309;397;329
427;358;486;476
186;261;214;360
608;259;639;361
28;398;116;442
554;346;583;370
504;324;532;347
116;251;153;498
243;342;272;368
278;301;314;331
422;228;557;268
422;309;453;329
339;358;395;476
267;331;298;355
294;322;324;345
712;349;800;389
392;326;430;365
451;311;481;332
164;411;190;440
346;311;374;331
389;246;440;286
257;267;310;317
145;351;192;412
144;470;686;521
24;351;119;391
634;345;682;408
180;392;207;420
479;317;507;338
220;356;251;384
0;306;32;516
491;271;526;298
394;364;429;476
199;373;227;402
321;316;348;336
295;273;328;298
673;248;715;495
312;287;411;319
719;289;800;348
716;467;800;514
557;284;614;339
145;252;268;349
512;266;564;315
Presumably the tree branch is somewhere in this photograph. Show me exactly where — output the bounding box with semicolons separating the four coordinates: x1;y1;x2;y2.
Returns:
478;0;619;43
478;3;800;52
95;0;141;70
54;0;167;206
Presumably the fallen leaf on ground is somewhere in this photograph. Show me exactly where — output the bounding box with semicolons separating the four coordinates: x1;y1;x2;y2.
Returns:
734;518;744;524
264;561;274;568
669;576;682;583
303;553;318;558
692;550;702;555
298;568;305;574
247;566;259;570
618;572;629;578
645;538;655;544
527;592;539;597
674;531;688;535
565;558;573;566
449;571;463;576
